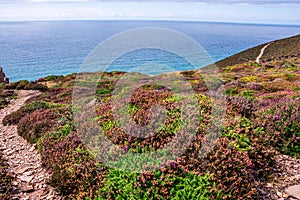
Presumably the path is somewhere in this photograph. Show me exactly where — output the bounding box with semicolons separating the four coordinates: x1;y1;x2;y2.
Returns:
256;43;272;64
261;154;300;200
0;90;61;200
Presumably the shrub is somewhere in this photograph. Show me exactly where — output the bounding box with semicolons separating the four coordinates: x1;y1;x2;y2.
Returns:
227;96;257;118
17;109;61;143
24;82;48;91
45;75;64;81
2;101;59;125
176;114;276;200
222;117;252;151
254;99;300;157
169;172;221;199
5;80;48;91
97;169;220;200
195;137;271;200
38;132;104;199
15;80;29;89
0;89;16;110
26;88;73;104
51;122;75;139
0;152;14;199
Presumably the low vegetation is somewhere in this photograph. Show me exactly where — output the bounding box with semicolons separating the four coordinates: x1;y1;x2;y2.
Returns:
1;42;299;199
0;151;14;199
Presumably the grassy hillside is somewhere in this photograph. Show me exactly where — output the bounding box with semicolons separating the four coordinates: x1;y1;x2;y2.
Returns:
1;34;300;200
211;34;300;69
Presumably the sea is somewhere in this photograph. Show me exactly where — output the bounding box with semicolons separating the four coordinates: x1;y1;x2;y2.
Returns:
0;20;300;82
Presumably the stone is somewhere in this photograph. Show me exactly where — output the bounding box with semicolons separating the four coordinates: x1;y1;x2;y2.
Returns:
285;185;300;199
266;183;273;188
19;175;34;182
24;170;34;176
22;185;34;193
276;190;283;197
0;67;9;84
29;146;35;152
12;181;19;186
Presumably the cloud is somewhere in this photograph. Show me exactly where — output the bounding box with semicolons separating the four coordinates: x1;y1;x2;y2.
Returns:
1;0;300;5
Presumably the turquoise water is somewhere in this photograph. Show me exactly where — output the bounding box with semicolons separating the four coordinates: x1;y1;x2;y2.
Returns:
0;20;300;82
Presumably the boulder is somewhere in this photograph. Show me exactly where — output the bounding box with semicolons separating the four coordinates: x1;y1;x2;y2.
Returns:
285;185;300;199
0;67;9;84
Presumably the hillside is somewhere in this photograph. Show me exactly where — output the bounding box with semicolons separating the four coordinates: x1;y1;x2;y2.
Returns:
211;34;300;69
0;34;299;200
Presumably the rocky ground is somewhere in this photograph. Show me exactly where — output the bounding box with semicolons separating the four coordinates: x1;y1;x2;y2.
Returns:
0;90;61;200
262;155;300;200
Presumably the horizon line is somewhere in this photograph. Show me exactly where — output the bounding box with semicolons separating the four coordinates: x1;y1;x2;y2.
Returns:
1;19;300;27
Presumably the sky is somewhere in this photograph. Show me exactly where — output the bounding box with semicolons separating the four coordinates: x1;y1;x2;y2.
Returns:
0;0;300;24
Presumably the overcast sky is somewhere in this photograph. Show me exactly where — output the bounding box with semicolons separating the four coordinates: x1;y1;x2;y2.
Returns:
0;0;300;24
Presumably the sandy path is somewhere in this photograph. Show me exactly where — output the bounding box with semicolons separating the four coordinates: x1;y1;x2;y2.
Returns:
0;90;61;200
256;43;272;63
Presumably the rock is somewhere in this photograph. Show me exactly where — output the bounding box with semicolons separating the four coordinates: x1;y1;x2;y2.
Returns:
24;170;34;176
29;146;35;152
17;166;32;174
22;185;34;193
12;181;19;186
19;175;34;182
0;67;9;84
266;183;273;188
276;190;283;197
285;185;300;199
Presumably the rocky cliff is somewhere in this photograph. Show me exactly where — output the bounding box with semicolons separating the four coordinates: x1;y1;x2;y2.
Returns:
0;67;9;84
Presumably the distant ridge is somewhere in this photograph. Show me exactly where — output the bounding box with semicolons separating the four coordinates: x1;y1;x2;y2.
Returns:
211;34;300;69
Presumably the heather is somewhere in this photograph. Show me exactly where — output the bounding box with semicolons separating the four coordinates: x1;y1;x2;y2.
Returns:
0;84;16;110
2;54;299;199
0;151;14;199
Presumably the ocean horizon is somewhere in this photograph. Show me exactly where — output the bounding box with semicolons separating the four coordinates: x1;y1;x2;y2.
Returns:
1;20;300;82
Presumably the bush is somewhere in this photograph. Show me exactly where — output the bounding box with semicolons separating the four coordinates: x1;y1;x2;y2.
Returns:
2;101;58;125
195;137;273;200
38;132;103;199
24;82;48;91
26;88;72;104
227;96;257;118
45;75;64;81
170;172;221;199
0;89;16;110
97;169;220;200
5;80;48;91
254;98;300;157
0;152;14;199
17;109;61;143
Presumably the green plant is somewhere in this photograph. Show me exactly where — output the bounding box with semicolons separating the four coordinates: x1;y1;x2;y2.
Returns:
0;153;14;199
242;90;255;100
222;118;251;151
52;123;75;139
96;89;111;95
170;172;221;200
97;169;168;200
225;86;238;95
